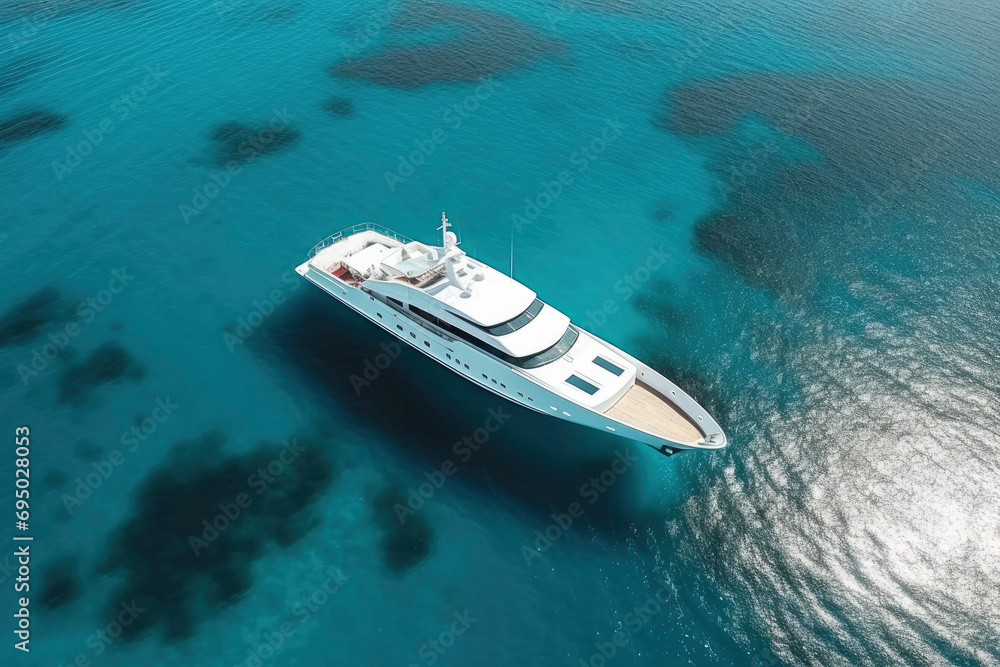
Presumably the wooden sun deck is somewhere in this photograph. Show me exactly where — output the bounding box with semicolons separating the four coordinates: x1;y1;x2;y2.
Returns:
604;381;702;444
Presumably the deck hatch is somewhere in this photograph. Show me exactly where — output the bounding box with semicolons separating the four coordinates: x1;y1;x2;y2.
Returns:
566;374;600;395
593;356;624;376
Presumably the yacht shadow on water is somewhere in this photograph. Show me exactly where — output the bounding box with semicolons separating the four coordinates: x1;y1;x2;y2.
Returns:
253;289;647;535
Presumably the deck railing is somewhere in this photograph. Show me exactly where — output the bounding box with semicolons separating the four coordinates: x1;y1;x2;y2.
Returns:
308;223;413;258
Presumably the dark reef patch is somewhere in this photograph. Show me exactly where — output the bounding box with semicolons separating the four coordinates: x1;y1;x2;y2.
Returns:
57;342;147;405
657;72;1000;294
209;120;300;168
661;73;1000;191
98;429;337;642
322;96;355;117
372;485;434;574
74;441;103;461
0;109;67;147
43;470;69;488
0;286;76;349
39;558;81;611
332;1;561;88
652;201;674;223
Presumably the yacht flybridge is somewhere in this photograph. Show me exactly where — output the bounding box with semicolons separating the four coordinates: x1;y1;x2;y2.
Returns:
295;215;726;456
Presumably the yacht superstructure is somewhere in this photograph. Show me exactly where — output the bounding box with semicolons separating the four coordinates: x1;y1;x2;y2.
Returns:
295;215;726;455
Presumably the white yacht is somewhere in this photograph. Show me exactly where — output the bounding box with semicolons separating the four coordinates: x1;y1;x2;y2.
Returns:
295;215;726;456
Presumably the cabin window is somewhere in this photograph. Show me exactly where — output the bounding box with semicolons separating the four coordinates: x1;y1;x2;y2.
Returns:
566;374;600;395
387;297;403;307
593;356;624;376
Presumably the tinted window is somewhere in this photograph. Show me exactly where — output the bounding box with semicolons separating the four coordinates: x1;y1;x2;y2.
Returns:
566;374;600;395
405;302;577;370
480;299;545;336
593;356;624;376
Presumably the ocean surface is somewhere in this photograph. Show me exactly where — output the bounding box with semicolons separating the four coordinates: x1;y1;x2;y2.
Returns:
0;0;998;665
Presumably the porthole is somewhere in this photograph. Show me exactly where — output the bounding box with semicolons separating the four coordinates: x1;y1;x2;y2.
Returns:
464;364;469;370
500;383;506;388
698;416;704;421
482;374;488;380
549;406;557;411
410;332;416;339
527;397;533;402
606;426;616;431
517;392;524;397
376;312;382;318
424;341;431;347
562;411;571;417
491;378;497;384
446;353;452;359
396;325;403;331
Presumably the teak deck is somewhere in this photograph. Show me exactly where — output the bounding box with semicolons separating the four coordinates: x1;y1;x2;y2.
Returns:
605;381;702;444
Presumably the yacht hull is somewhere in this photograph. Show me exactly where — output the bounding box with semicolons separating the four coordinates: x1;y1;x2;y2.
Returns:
296;256;726;455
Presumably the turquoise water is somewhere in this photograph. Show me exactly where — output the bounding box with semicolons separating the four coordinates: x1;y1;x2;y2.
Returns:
1;0;998;664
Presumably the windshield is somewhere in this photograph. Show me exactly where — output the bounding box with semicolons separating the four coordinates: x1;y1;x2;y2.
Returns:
479;298;545;336
511;325;579;369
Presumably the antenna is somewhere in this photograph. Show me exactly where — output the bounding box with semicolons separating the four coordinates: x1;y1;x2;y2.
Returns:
509;225;514;278
438;212;449;244
438;211;459;249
